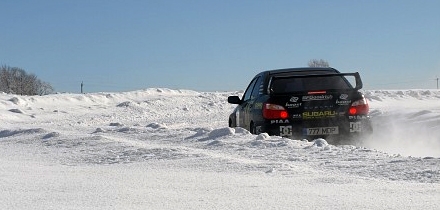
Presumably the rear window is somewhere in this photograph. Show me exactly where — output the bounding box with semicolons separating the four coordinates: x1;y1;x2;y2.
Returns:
270;75;352;94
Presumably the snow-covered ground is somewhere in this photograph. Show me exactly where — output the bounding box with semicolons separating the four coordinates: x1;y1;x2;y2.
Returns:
1;88;439;209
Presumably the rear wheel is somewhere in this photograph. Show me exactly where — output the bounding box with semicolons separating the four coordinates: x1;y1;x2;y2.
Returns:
249;122;257;134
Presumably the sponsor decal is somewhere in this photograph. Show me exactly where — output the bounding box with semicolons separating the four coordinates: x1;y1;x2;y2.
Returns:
349;115;368;120
285;102;302;108
339;94;349;100
336;99;351;105
289;96;299;102
286;96;302;108
304;105;334;110
350;122;362;132
254;102;263;109
336;94;351;105
291;114;302;119
303;111;336;119
302;95;333;101
271;119;290;124
279;125;293;136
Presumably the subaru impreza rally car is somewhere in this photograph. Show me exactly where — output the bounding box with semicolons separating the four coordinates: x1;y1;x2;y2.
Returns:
227;67;372;143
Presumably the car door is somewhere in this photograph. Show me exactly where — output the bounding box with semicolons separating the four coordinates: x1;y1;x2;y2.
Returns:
237;77;259;129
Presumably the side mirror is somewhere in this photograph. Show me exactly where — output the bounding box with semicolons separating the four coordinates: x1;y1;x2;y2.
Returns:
228;96;242;104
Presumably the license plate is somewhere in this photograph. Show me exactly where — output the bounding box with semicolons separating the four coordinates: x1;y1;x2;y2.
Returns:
303;127;339;135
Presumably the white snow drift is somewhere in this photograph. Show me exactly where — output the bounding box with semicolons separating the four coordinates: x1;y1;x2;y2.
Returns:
0;88;439;209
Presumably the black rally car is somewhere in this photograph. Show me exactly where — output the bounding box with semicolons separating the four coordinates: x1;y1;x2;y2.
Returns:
228;67;372;141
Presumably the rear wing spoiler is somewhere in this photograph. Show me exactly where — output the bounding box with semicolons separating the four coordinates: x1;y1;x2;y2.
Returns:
268;72;363;94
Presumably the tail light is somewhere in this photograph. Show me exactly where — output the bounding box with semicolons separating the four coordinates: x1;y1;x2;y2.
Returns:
349;97;369;115
263;103;289;119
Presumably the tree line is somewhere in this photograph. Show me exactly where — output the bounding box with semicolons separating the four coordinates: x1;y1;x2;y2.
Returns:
0;65;54;95
308;59;330;68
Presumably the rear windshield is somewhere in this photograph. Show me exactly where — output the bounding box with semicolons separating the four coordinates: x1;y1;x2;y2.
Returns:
270;75;352;94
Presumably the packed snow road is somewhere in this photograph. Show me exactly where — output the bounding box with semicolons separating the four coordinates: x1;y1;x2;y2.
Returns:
1;88;439;209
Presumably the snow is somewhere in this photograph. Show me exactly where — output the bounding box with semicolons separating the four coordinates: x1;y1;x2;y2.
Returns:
0;88;439;209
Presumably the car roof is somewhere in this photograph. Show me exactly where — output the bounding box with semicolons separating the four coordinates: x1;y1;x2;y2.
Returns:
263;67;340;76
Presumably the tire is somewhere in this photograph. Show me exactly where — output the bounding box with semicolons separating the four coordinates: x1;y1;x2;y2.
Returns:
229;118;235;128
250;122;257;134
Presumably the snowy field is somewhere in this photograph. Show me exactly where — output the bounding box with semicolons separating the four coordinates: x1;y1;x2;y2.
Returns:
1;88;439;209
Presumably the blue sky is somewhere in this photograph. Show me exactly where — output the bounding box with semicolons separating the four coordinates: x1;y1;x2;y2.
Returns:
1;0;439;93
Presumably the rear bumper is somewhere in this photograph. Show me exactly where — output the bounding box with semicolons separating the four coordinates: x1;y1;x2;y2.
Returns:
257;117;372;140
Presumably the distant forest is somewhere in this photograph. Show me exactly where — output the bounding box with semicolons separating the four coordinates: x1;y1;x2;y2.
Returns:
0;65;54;95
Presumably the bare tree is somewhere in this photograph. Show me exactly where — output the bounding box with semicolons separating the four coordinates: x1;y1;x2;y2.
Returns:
38;81;54;95
0;65;54;95
308;59;330;68
0;66;11;92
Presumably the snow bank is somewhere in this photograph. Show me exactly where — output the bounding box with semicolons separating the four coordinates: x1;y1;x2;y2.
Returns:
0;89;439;209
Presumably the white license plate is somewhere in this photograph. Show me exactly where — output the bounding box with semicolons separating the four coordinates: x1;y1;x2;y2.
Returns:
303;127;339;135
